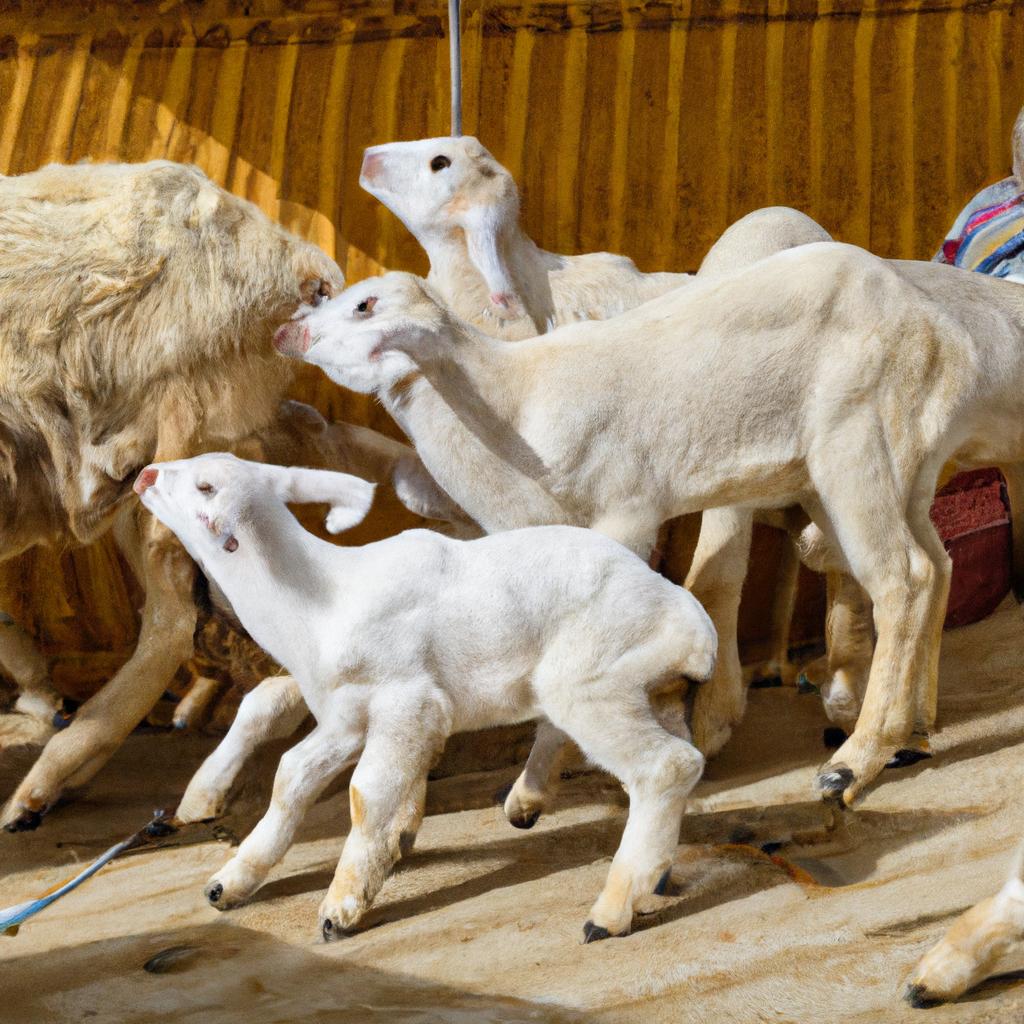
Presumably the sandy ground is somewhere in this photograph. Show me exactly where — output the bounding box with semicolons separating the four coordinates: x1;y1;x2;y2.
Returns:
6;600;1024;1022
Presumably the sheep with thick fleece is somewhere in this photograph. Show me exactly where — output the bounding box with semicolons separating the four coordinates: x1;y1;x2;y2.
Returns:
275;248;1024;809
135;453;715;942
0;159;342;831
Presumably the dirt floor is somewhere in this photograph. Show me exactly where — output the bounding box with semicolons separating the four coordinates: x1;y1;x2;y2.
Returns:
6;600;1024;1023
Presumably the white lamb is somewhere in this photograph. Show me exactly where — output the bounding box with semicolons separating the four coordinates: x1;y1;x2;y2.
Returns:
274;250;1024;809
135;453;715;942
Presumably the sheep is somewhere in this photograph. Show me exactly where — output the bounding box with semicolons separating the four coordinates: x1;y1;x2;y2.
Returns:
274;247;1024;809
360;135;690;337
0;158;343;832
363;136;832;747
906;847;1024;1006
134;452;716;942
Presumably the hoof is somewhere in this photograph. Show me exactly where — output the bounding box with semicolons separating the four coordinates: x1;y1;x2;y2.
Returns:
582;920;612;944
760;841;783;855
321;917;354;943
204;881;224;906
816;764;855;801
3;807;43;833
653;868;673;895
493;781;514;806
51;710;73;731
508;808;541;830
822;726;848;750
887;747;933;770
796;673;819;695
750;674;782;690
398;830;417;857
904;983;942;1009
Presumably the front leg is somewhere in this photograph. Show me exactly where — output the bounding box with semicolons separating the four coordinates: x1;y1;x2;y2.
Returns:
1;527;197;831
320;689;449;939
205;714;364;910
0;610;58;747
176;674;307;824
686;507;753;756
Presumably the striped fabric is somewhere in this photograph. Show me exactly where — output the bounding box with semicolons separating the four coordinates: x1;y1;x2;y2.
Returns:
935;176;1024;279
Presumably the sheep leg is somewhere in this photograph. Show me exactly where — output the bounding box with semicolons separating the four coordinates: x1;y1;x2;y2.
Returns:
748;533;801;687
0;536;197;831
542;699;703;941
205;716;364;910
818;571;875;734
319;692;449;938
501;719;572;829
814;464;949;805
0;612;59;747
906;848;1024;1006
171;675;225;732
176;674;308;824
686;507;753;756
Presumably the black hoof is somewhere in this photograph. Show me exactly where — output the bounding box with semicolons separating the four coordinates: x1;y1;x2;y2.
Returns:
398;830;417;857
822;726;848;750
493;781;514;806
205;881;223;905
509;808;541;830
887;747;934;770
653;868;673;895
796;673;819;695
322;917;337;942
4;808;43;833
750;674;782;690
582;921;612;944
760;841;783;855
52;709;74;730
817;764;855;800
904;983;942;1009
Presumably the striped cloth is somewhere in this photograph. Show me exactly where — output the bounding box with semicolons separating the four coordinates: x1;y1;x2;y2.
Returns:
935;176;1024;279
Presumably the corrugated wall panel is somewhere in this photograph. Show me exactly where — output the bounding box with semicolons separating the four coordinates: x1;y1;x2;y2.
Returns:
0;0;1021;687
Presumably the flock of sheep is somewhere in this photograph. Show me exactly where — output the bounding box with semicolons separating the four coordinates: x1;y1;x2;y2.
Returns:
3;113;1024;1008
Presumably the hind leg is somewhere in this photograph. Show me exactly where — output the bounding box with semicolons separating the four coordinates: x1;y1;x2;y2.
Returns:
687;507;753;756
501;719;572;830
540;674;704;940
1002;463;1024;600
819;571;875;734
907;847;1024;1005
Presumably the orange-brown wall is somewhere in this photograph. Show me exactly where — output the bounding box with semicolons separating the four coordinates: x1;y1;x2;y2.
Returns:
0;0;1020;689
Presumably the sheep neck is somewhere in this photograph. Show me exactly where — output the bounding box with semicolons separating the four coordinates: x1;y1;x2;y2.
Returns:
424;226;558;337
380;342;568;532
209;500;342;680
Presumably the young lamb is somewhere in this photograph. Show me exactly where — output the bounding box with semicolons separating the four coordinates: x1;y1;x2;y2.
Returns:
275;249;1024;809
134;453;715;942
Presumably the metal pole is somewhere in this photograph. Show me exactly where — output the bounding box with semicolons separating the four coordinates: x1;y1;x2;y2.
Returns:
449;0;462;136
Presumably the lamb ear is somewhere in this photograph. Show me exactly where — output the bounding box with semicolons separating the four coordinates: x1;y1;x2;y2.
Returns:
324;475;376;535
461;204;524;318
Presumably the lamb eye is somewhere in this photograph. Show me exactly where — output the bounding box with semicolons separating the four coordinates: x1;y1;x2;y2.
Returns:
196;482;213;494
430;155;451;172
355;296;377;315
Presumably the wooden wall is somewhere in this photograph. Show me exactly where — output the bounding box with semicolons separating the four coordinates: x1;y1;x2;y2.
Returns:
1;0;1021;690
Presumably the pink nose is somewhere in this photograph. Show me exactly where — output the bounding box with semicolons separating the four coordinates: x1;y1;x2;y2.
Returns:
134;467;158;495
273;321;311;357
360;151;385;184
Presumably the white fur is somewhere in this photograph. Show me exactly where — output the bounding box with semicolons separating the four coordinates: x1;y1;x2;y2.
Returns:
281;245;1024;808
138;453;714;941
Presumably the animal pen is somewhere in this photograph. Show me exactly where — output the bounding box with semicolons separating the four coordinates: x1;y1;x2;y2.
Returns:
4;1;1024;1022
